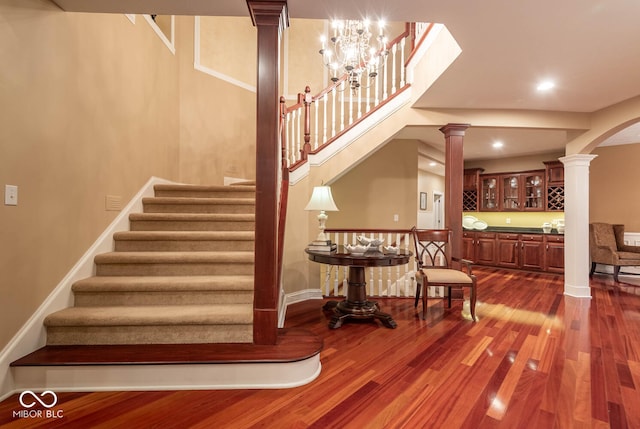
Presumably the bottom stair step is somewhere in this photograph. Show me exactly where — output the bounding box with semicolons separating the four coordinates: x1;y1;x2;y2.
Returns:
44;305;253;345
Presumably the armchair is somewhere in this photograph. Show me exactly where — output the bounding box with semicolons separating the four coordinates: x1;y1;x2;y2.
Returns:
589;223;640;282
412;228;477;321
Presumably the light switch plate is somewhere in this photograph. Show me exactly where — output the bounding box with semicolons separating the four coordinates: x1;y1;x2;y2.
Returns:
5;185;18;206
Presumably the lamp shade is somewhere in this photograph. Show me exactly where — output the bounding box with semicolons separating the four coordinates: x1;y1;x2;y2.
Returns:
304;186;339;211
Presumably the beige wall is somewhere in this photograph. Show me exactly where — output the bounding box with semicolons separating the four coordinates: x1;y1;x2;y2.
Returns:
178;17;256;184
0;3;181;349
590;143;640;232
329;139;418;229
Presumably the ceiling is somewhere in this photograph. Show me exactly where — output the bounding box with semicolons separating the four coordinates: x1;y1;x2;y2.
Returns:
53;0;640;160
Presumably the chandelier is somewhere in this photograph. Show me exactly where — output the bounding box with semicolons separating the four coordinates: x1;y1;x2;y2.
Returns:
319;19;389;92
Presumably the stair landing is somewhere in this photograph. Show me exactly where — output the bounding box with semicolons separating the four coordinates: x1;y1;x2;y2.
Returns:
10;329;323;392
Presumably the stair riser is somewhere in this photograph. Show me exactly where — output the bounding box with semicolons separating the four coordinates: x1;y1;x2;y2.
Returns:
96;264;254;276
46;325;253;345
114;241;254;252
130;221;255;231
154;190;256;198
143;204;255;214
74;291;253;306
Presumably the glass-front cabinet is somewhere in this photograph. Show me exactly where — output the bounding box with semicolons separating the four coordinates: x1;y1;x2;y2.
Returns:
480;176;499;211
472;164;561;212
501;174;520;211
522;172;544;210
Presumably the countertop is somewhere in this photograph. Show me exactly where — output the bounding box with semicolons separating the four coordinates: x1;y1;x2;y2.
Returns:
463;226;564;235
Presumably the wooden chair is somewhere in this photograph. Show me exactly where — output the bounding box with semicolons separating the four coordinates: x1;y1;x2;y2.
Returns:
412;228;477;321
589;222;640;282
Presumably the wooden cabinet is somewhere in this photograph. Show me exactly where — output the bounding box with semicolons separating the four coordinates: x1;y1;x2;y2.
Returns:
499;172;545;212
544;234;565;273
544;161;564;211
463;168;483;211
496;233;544;270
473;163;562;212
465;230;563;273
463;231;496;265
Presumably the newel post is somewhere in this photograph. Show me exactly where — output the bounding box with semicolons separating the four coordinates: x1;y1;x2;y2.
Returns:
440;123;470;266
247;0;289;345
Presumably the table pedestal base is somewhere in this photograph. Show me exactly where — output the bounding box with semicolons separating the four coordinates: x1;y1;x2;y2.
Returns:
323;300;397;329
322;265;397;329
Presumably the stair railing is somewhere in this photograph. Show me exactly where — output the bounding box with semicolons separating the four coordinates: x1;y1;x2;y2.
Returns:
281;22;434;171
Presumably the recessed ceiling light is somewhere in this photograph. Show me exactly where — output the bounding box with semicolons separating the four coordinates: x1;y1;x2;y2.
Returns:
492;141;503;148
537;80;555;91
429;162;437;167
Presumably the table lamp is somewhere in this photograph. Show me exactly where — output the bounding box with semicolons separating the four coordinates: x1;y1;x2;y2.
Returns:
305;185;339;243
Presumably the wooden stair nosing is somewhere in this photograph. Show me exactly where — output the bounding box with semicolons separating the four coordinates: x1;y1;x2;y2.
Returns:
11;329;322;367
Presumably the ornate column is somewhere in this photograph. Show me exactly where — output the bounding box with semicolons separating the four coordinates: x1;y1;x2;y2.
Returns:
247;0;289;344
559;154;597;298
439;123;470;263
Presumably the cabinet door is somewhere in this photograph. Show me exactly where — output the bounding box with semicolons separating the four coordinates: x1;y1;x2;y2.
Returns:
480;176;499;211
475;233;497;265
462;232;476;261
520;235;544;270
496;234;519;268
544;161;564;185
501;174;520;211
522;172;545;211
545;235;565;273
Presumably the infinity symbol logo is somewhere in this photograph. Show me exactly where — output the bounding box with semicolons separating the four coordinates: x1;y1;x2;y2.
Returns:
19;390;58;409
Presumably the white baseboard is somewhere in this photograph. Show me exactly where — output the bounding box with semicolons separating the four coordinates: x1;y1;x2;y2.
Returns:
278;289;324;328
3;355;321;403
0;176;176;399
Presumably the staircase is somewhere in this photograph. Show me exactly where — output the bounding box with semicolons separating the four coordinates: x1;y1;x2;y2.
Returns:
43;184;256;345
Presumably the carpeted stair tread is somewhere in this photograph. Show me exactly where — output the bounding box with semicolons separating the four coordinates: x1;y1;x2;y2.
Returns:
94;251;254;264
142;197;255;214
130;213;255;221
154;184;256;198
72;275;254;293
113;231;255;241
44;304;253;327
143;197;255;205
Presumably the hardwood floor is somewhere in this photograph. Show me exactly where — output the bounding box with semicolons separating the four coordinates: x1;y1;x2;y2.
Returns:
2;267;640;428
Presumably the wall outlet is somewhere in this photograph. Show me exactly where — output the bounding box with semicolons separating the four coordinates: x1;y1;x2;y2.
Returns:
4;185;18;206
393;214;399;222
506;217;511;224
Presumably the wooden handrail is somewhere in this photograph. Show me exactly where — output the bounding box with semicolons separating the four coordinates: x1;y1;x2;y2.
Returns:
281;21;434;173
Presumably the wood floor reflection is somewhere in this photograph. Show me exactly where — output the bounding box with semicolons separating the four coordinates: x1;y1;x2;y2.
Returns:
1;267;639;428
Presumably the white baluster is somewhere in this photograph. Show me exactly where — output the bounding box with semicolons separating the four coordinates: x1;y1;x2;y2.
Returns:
357;81;362;119
375;68;380;107
391;43;397;94
288;112;295;165
312;98;319;150
400;37;406;88
348;85;354;126
331;87;336;138
383;53;389;101
340;82;345;132
321;95;328;144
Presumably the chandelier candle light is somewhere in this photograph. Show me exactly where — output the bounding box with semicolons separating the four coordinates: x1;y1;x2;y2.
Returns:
319;19;389;92
305;185;339;247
